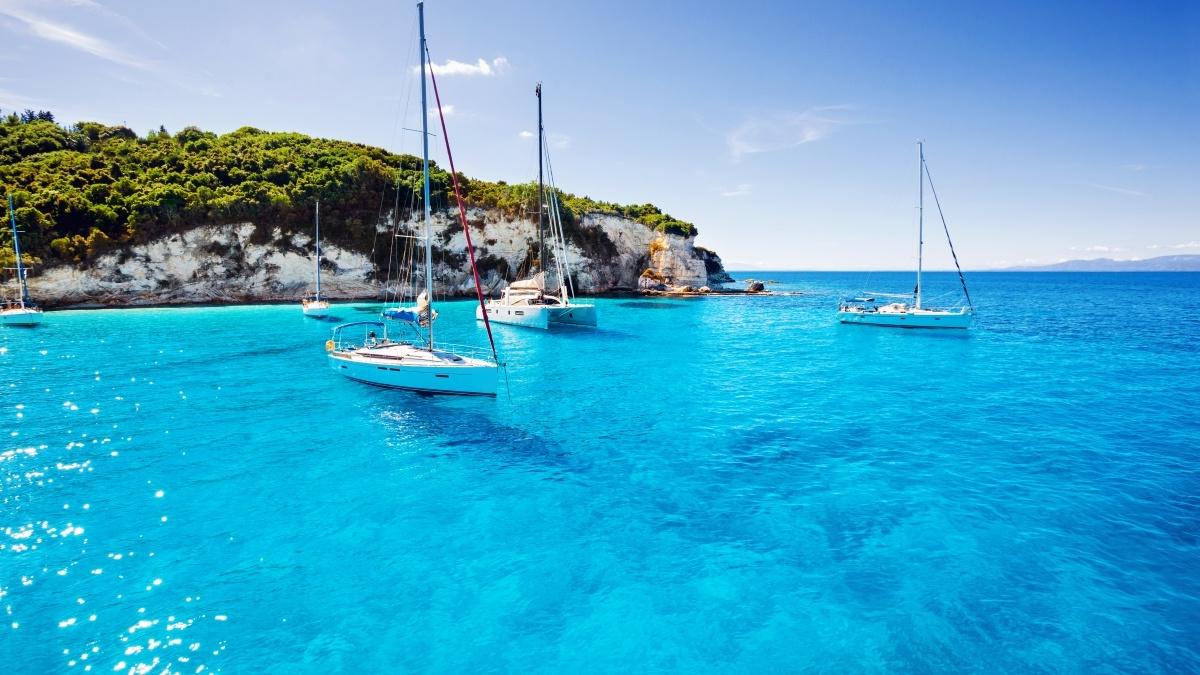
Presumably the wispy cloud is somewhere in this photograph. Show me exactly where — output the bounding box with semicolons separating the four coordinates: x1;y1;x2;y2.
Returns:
548;132;571;150
1090;183;1147;197
62;0;166;49
721;183;752;198
727;105;855;160
1148;241;1200;251
1070;245;1124;253
431;104;455;116
0;85;39;109
0;3;150;69
518;130;534;140
1122;163;1147;172
415;56;510;77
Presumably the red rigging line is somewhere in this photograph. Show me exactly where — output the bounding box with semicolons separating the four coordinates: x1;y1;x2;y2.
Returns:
425;47;498;361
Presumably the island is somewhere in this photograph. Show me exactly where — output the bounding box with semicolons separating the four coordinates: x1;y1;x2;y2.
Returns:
0;110;732;307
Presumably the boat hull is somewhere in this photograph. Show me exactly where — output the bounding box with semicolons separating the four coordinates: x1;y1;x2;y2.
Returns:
476;302;596;329
838;308;972;329
328;348;497;396
548;304;597;327
303;301;330;318
477;304;550;329
1;309;43;327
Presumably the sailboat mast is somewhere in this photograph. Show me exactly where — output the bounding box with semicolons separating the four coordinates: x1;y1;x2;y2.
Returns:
8;195;29;306
916;141;924;309
314;200;321;299
536;83;545;285
419;1;434;349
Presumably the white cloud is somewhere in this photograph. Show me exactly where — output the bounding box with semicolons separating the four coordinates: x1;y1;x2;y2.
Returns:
518;130;534;139
548;132;571;150
721;183;752;198
415;56;510;77
727;105;854;160
430;104;454;116
1069;245;1124;253
1122;163;1147;172
1148;241;1200;251
1090;183;1147;197
0;3;150;70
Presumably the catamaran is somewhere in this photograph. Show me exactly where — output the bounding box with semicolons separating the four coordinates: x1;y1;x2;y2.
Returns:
838;142;974;329
326;1;500;396
476;84;596;329
2;195;43;327
301;200;330;318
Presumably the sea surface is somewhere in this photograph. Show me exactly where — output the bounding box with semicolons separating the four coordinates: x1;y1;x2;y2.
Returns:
3;271;1198;673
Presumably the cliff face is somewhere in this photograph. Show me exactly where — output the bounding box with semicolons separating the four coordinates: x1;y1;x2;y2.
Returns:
26;209;729;306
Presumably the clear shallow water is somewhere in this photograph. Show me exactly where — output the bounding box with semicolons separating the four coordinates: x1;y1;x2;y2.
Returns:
3;271;1198;673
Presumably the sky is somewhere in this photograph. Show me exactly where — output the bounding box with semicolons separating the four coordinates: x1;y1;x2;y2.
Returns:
1;0;1197;270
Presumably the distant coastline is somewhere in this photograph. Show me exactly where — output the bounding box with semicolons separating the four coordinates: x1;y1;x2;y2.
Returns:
993;254;1200;272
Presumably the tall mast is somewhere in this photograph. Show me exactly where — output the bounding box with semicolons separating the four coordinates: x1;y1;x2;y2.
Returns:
314;199;321;298
916;141;924;309
419;1;434;349
8;195;29;306
536;83;544;283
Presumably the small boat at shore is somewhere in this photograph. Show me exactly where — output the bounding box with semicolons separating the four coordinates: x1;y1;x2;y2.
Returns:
326;1;500;396
2;195;43;327
476;84;596;330
838;142;974;329
301;200;330;318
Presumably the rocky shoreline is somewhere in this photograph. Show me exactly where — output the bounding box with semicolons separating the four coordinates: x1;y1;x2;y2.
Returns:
20;208;737;308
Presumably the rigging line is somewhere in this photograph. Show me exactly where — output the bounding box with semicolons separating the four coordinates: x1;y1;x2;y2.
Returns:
921;159;975;312
541;137;576;298
425;46;499;362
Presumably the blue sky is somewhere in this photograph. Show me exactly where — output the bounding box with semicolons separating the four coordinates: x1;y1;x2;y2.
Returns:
1;0;1196;270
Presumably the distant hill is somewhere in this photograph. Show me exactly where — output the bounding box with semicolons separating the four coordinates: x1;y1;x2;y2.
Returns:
1001;255;1200;272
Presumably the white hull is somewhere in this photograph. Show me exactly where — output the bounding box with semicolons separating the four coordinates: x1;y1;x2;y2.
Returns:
838;307;972;329
328;343;497;396
1;308;43;327
476;302;596;329
302;300;330;318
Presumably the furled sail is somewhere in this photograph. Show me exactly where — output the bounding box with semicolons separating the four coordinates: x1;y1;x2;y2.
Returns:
509;271;545;292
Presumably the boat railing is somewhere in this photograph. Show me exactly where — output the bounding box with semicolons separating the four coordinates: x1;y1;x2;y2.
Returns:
328;321;388;351
433;342;500;364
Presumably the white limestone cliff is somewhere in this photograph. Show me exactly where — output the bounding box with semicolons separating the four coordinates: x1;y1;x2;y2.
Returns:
25;210;728;307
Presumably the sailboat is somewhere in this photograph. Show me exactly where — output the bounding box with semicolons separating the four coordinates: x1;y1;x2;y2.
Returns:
301;200;330;317
476;84;597;329
2;195;43;327
838;142;974;329
325;1;500;396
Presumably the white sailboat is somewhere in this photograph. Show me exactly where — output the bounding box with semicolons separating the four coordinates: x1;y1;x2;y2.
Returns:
838;142;974;329
326;1;499;396
476;84;596;329
2;195;43;327
301;200;330;318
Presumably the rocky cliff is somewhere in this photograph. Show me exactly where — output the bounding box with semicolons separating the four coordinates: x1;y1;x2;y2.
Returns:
26;208;730;307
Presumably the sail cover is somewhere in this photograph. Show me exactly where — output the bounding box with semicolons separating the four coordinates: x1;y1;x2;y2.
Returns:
509;271;545;291
382;291;437;325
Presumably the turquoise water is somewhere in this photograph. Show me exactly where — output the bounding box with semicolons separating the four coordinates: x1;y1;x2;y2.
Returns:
3;272;1198;672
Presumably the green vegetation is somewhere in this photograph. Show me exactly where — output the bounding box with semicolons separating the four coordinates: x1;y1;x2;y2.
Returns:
0;111;696;269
